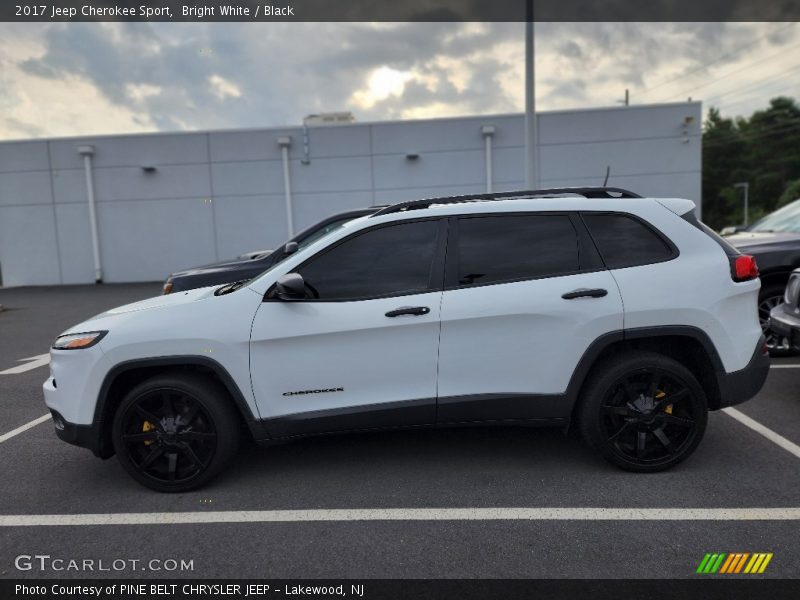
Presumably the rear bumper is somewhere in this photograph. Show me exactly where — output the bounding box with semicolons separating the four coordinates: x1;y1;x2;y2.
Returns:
769;305;800;350
715;335;770;408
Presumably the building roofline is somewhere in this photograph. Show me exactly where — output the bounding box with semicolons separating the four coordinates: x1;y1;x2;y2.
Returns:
0;101;701;146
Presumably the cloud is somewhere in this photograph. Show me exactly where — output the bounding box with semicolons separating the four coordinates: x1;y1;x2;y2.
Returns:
0;21;798;141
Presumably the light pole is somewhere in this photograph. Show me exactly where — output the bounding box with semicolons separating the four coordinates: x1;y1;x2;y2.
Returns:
734;182;750;227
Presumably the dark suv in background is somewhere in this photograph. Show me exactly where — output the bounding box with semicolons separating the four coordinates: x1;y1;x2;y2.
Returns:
163;206;382;294
726;198;800;353
769;269;800;352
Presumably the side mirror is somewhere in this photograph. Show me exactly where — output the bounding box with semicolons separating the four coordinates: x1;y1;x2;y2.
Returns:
275;273;306;300
283;241;299;255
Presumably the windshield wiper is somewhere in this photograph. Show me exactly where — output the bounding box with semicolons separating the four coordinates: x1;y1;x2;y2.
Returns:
214;279;249;296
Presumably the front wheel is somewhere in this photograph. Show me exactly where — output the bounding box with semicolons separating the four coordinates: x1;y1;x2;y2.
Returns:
577;352;708;472
112;373;240;492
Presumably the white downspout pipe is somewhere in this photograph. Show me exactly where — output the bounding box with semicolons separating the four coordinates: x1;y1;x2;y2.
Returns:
481;125;495;193
77;145;102;283
524;19;538;189
277;136;294;237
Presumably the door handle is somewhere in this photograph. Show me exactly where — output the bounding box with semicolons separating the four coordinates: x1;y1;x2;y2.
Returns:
561;288;608;300
385;306;431;317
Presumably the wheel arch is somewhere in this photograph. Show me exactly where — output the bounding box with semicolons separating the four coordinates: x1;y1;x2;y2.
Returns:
759;268;793;292
566;326;726;425
93;356;269;458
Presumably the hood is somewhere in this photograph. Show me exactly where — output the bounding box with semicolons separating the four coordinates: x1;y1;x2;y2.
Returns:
726;230;800;251
96;285;218;318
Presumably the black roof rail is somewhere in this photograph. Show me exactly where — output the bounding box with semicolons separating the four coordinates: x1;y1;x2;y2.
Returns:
370;187;642;218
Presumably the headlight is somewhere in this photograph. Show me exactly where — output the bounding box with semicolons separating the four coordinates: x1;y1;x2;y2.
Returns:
52;331;107;350
163;280;174;295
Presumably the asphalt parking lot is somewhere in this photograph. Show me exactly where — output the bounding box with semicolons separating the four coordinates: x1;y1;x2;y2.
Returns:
1;284;799;580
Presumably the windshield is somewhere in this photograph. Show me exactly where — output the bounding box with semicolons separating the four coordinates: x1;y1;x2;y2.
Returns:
747;199;800;233
295;215;355;250
250;214;360;282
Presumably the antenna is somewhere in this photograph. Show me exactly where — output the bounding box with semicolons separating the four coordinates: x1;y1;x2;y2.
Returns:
603;166;610;186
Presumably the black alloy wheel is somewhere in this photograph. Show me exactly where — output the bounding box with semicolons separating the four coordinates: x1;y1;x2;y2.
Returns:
112;373;240;492
578;352;708;472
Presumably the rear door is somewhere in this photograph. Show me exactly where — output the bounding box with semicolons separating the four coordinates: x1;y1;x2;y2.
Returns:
436;212;624;422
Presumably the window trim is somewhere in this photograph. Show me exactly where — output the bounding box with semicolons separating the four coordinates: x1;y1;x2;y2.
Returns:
579;210;680;270
443;211;589;291
264;216;448;303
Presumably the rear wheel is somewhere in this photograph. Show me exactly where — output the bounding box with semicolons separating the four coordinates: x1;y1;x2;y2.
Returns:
577;352;708;472
112;373;240;492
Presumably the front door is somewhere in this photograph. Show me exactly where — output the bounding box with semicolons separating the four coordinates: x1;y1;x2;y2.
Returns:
250;218;446;437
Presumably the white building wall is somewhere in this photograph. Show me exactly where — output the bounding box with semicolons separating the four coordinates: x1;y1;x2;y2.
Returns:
0;102;702;287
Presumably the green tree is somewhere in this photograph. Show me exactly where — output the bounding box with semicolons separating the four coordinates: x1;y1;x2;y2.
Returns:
702;97;800;230
777;178;800;208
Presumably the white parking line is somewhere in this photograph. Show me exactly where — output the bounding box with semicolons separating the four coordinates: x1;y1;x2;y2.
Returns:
722;407;800;459
770;364;800;369
0;353;50;375
0;414;51;444
1;507;800;527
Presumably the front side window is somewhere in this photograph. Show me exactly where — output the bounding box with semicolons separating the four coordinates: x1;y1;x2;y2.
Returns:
454;215;580;286
297;220;440;300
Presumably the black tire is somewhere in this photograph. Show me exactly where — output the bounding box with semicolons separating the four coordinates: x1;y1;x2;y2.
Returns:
112;373;240;492
577;352;708;472
759;284;792;356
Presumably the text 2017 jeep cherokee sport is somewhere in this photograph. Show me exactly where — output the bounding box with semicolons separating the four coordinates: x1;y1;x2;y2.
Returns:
44;187;770;492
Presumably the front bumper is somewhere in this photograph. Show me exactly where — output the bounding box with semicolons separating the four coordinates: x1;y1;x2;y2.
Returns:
715;335;770;408
48;409;107;456
769;304;800;350
43;346;114;458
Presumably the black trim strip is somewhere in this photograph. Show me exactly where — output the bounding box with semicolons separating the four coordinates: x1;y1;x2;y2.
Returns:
437;393;571;423
263;397;436;438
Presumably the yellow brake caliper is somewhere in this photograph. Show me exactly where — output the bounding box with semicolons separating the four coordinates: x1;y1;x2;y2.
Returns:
142;420;154;445
656;390;673;414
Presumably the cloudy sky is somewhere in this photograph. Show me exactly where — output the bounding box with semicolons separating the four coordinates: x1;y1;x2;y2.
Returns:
0;21;797;141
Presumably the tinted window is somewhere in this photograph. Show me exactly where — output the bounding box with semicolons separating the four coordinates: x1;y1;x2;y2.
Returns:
583;213;673;268
455;215;579;285
298;220;439;300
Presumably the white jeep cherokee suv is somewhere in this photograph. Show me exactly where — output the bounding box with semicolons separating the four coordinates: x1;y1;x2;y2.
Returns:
44;187;770;492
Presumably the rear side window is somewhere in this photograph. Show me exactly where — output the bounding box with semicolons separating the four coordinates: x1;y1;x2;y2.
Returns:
582;213;674;269
455;215;579;286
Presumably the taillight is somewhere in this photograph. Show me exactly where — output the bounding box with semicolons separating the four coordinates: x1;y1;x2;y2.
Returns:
731;255;759;282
